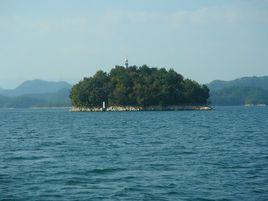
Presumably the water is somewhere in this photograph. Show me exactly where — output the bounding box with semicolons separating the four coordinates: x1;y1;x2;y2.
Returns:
0;107;267;201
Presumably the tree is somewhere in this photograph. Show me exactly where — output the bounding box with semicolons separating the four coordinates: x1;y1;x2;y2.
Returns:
70;65;210;107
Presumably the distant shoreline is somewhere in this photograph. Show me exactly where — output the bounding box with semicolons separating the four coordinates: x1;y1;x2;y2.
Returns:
70;105;212;112
0;107;71;110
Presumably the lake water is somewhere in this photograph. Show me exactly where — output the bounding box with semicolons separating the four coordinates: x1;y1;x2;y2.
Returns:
0;107;267;200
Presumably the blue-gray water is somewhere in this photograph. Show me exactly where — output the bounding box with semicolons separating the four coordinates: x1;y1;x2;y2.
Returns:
0;107;267;201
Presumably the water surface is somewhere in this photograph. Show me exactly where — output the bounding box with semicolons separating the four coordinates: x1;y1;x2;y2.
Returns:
0;107;267;200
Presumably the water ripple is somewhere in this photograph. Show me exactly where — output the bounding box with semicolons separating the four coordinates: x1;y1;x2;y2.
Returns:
0;107;268;200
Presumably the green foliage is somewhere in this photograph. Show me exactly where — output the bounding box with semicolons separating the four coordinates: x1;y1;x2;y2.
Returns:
70;65;210;107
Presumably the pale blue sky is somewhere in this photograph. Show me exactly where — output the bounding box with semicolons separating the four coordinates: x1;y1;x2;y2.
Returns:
0;0;268;88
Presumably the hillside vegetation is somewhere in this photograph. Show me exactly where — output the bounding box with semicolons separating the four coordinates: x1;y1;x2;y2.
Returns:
0;79;71;97
0;88;71;108
0;80;72;108
208;76;268;105
210;86;268;105
208;76;268;91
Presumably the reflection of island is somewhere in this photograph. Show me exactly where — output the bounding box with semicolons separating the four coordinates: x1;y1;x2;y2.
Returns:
70;62;211;112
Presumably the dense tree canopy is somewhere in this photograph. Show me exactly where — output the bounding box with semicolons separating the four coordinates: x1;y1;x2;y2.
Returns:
70;65;210;107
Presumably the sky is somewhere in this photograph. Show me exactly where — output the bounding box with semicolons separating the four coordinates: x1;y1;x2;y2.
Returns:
0;0;268;89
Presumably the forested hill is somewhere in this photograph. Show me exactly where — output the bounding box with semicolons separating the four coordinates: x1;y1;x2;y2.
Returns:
0;80;71;108
208;76;268;105
0;79;71;97
208;76;268;91
210;86;268;105
70;65;210;108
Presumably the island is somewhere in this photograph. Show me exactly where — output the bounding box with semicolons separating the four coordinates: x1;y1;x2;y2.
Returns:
70;64;211;111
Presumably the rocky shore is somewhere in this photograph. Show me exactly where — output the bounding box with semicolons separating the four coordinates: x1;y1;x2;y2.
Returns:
70;105;212;112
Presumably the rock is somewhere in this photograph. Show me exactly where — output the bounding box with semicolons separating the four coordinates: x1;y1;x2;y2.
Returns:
70;105;212;112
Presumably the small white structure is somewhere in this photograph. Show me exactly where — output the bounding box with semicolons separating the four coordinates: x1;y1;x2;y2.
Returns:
102;101;106;109
125;58;128;68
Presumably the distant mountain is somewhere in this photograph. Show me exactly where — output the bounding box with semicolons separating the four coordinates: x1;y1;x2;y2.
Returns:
210;86;268;105
208;76;268;105
0;79;72;97
0;87;3;92
208;76;268;92
0;95;10;106
0;79;72;108
0;88;71;108
18;88;71;107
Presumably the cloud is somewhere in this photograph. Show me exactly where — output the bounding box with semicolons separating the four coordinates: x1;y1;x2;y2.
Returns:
0;1;267;87
1;2;267;36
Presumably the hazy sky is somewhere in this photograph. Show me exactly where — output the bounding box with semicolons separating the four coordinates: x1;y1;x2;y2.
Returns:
0;0;268;88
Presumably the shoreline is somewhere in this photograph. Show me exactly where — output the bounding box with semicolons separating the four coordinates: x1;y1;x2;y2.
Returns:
70;105;212;112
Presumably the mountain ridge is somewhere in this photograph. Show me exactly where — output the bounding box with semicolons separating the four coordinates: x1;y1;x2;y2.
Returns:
208;76;268;92
0;79;72;97
208;76;268;105
1;76;268;107
0;88;71;108
0;79;71;108
210;86;268;105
